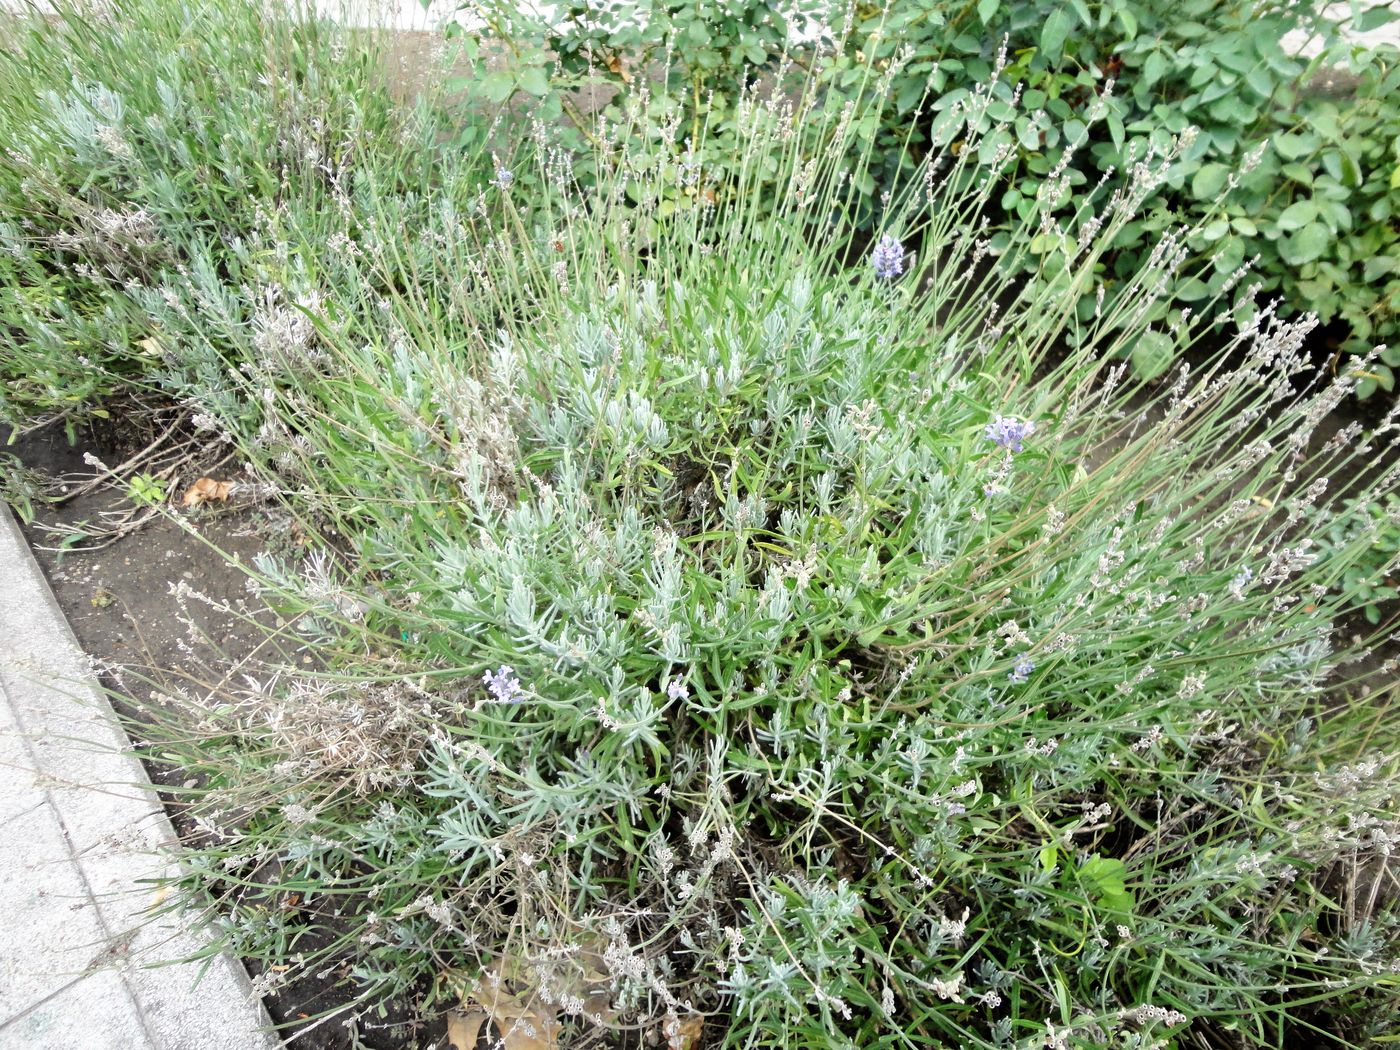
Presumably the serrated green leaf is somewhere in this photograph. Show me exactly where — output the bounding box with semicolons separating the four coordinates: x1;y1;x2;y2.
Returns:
1078;855;1135;915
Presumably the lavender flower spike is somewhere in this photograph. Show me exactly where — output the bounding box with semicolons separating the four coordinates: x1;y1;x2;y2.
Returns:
1008;655;1035;684
490;153;513;189
870;234;906;279
984;415;1036;453
483;664;525;704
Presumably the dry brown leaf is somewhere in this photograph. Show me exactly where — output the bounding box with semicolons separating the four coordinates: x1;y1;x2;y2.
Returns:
181;476;234;507
574;937;618;1027
446;1010;488;1050
606;53;633;84
670;1015;704;1050
581;989;616;1027
453;945;618;1050
468;973;559;1050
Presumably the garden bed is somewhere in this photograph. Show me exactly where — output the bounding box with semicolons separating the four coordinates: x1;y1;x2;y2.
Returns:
4;0;1400;1047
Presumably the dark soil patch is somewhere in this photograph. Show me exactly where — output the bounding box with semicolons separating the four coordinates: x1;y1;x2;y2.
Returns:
13;421;272;685
8;416;444;1050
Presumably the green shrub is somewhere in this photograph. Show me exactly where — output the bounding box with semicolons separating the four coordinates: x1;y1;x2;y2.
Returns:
120;44;1400;1048
1315;495;1400;625
842;0;1400;392
0;0;472;430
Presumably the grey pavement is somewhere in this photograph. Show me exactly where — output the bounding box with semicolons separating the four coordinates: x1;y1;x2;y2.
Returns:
0;510;280;1050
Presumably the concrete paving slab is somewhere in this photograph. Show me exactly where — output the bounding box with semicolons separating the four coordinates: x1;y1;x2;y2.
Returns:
0;685;44;827
0;509;281;1050
0;799;112;1018
0;969;150;1050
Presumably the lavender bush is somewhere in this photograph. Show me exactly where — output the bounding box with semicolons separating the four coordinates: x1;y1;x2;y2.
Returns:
143;65;1400;1048
1;1;1398;1047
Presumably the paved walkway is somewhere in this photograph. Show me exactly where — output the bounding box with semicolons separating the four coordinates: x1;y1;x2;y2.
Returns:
0;510;279;1050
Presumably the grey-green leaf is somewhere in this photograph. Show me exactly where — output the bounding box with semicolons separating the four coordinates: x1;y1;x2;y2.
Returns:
1284;222;1330;264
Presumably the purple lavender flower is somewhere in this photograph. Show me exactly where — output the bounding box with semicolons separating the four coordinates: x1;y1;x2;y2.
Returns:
490;160;513;189
483;664;524;704
1008;655;1035;684
666;676;689;702
870;234;906;280
984;415;1036;453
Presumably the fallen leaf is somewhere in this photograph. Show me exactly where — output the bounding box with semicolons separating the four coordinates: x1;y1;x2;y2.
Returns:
447;1010;488;1050
670;1015;704;1050
468;978;558;1050
581;989;615;1026
181;477;234;507
450;942;617;1050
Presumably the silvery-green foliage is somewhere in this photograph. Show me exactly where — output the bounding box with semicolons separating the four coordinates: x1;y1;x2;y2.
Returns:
13;1;1399;1044
0;0;470;426
171;131;1400;1039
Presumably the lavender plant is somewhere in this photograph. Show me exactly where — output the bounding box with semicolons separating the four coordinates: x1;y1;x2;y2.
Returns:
129;58;1400;1048
5;2;1399;1046
0;0;476;431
